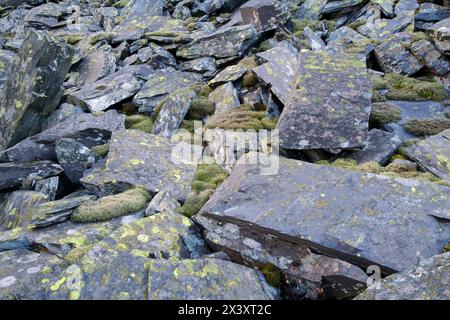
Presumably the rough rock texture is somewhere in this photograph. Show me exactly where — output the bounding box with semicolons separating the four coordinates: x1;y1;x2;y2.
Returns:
405;129;450;182
0;30;73;150
355;252;450;300
80;130;199;201
201;154;450;274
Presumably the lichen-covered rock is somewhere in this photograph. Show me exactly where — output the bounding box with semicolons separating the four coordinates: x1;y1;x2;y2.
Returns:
0;161;63;191
0;191;47;230
410;39;450;76
0;110;125;163
405;129;450;182
177;25;260;60
194;215;368;300
355;252;450;300
80;130;200;201
133;69;201;114
145;190;180;217
208;65;247;87
208;82;240;113
0;30;73;150
200;153;450;274
147;258;278;300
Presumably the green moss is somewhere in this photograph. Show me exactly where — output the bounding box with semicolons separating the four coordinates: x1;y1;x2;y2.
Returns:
90;144;110;158
177;164;228;217
87;32;115;45
190;84;213;98
444;242;450;253
186;98;215;120
181;120;195;134
376;74;447;101
261;263;282;289
242;71;258;88
238;56;258;69
403;118;450;136
205;106;276;131
66;34;83;45
125;114;154;133
412;32;432;43
370;102;402;125
371;90;387;102
71;187;151;223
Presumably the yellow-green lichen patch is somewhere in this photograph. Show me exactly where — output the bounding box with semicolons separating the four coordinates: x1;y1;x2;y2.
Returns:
373;73;447;101
403;118;450;136
90;143;110;158
177;164;228;217
71;187;151;223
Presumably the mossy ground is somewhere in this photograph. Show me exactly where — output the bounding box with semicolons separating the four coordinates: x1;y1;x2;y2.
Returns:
206;105;277;131
316;158;450;187
403;118;450;136
261;263;282;289
370;102;402;125
71;187;151;223
125;114;154;133
186;98;215;120
90;143;110;158
177;164;228;217
373;74;447;101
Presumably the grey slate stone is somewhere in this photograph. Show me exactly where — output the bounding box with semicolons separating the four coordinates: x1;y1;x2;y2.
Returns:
200;153;450;274
410;39;450;76
0;191;47;230
55;139;97;183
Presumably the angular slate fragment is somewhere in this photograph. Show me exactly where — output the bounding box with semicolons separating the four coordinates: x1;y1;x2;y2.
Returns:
240;0;281;32
193;215;368;300
145;190;180;217
0;110;125;163
208;82;240;114
426;17;450;55
374;34;424;76
347;129;402;165
80;130;199;201
355;252;450;300
147;258;277;300
0;30;73;150
55;138;97;183
177;25;260;60
0;49;16;92
0;161;63;191
208;65;247;87
46;212;209;300
294;0;328;20
404;129;450;182
152;89;197;138
0;191;47;230
275;50;372;150
178;57;217;78
133;69;201;114
357;14;414;39
34;177;59;201
200;154;450;274
410;39;450;76
68;65;153;113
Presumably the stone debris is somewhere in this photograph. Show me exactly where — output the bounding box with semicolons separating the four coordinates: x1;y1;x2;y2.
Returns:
0;0;449;301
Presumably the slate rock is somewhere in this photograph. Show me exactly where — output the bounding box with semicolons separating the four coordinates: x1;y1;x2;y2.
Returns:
133;69;201;114
0;161;63;191
0;30;73;150
80;130;200;201
374;34;424;76
200;153;450;274
0;110;125;163
55;138;97;183
145;190;180;217
240;0;281;32
357;14;414;39
347;129;402;165
0;191;47;230
178;57;217;78
42;103;85;131
68;65;153;113
147;258;278;300
404;129;450;182
152;89;197;138
194;215;368;300
0;49;17;92
355;252;450;300
294;0;328;20
34;177;59;201
208;82;241;114
208;65;247;87
410;39;450;76
177;25;260;60
424;17;450;55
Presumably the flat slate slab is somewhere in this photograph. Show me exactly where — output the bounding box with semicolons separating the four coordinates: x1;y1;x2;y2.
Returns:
80;129;200;201
147;258;277;300
355;252;450;300
405;129;450;182
200;153;450;274
255;47;372;150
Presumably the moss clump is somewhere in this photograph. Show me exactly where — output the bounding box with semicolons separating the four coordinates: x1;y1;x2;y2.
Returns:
444;242;450;253
87;32;115;45
403;118;450;136
242;71;258;88
72;187;151;223
67;34;83;45
177;164;228;217
375;74;447;101
397;139;421;157
186;98;215;120
125;114;154;133
238;56;258;69
90;144;110;158
412;32;432;43
206;106;277;131
191;84;213;98
370;102;402;125
385;160;417;173
261;263;282;289
372;90;387;102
